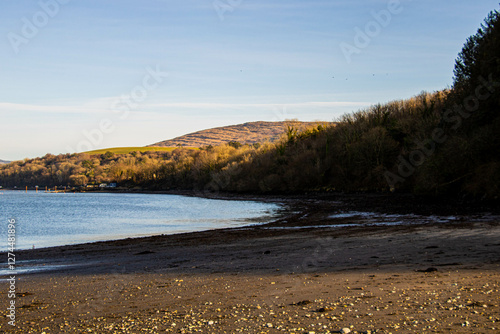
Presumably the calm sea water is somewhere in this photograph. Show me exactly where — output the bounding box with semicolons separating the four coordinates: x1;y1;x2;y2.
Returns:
0;191;279;250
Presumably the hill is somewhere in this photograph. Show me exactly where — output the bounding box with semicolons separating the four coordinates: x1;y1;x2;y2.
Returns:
84;147;195;155
149;121;332;147
0;160;11;165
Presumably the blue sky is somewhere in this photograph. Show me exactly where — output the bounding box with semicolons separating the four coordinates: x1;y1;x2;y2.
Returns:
1;0;498;160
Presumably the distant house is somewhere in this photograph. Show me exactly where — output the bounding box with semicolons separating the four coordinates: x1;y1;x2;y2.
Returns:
99;183;107;188
107;183;117;188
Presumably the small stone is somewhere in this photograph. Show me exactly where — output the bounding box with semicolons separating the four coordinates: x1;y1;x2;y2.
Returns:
317;307;333;313
341;328;351;334
266;323;273;328
417;267;438;273
292;300;312;306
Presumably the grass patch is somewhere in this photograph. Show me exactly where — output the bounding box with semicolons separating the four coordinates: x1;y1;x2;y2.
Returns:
84;146;196;155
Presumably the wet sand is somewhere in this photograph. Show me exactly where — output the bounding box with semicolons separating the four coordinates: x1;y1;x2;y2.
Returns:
1;193;499;333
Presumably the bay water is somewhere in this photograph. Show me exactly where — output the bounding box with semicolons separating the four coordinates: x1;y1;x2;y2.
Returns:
0;191;279;250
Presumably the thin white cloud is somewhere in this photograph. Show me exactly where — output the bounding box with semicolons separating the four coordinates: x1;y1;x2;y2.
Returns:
0;102;109;114
0;97;135;114
0;100;372;115
148;101;372;109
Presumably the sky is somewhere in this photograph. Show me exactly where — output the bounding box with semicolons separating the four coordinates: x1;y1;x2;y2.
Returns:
0;0;499;161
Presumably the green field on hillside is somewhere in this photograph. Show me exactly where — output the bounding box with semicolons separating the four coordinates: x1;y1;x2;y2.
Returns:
84;146;196;155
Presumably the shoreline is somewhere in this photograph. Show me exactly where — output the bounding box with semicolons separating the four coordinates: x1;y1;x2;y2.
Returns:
2;190;500;262
4;190;499;253
1;193;499;333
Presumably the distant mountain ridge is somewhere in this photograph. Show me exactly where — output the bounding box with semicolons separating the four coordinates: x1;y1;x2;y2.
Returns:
150;121;332;147
0;160;10;165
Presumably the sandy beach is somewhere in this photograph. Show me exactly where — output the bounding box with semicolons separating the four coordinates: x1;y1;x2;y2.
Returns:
1;193;499;333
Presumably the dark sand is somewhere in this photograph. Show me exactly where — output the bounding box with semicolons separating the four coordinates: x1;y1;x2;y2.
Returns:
1;193;499;333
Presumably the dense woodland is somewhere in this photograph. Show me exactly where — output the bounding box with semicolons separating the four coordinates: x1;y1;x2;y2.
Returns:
1;9;499;199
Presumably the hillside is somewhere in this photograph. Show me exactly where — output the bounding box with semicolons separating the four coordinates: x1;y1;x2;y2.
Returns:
0;160;10;165
84;147;195;155
149;121;331;147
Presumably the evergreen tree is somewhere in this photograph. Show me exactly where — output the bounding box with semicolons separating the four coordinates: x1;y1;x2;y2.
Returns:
453;9;500;95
